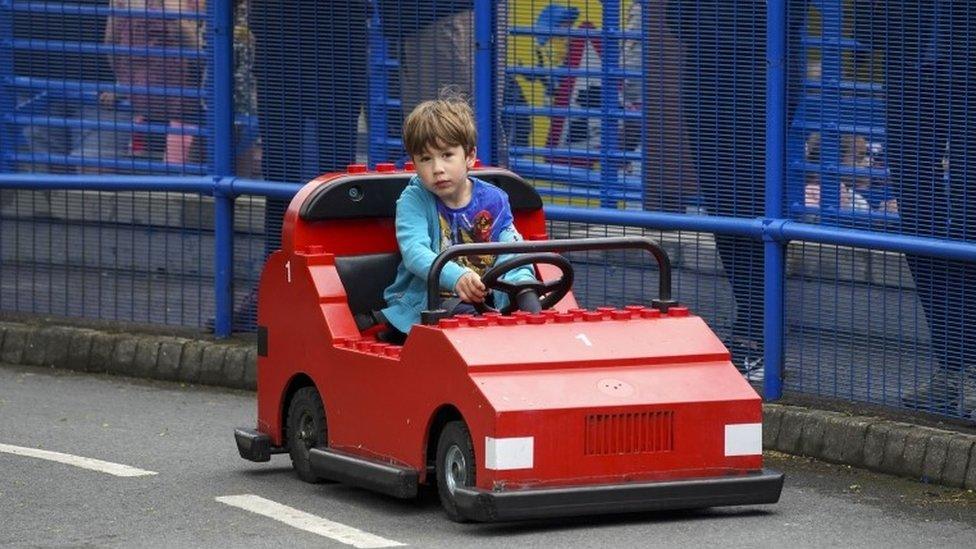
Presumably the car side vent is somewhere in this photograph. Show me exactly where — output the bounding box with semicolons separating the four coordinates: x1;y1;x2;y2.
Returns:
584;411;674;456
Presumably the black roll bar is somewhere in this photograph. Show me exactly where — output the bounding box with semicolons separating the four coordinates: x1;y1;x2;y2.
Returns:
421;236;677;325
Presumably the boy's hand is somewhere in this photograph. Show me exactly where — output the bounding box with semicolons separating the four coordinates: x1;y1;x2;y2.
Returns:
455;271;487;303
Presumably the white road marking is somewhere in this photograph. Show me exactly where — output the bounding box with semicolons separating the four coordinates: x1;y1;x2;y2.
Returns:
216;495;405;548
0;443;157;477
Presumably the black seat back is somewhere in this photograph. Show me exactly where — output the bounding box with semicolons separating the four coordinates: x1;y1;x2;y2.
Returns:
333;252;402;316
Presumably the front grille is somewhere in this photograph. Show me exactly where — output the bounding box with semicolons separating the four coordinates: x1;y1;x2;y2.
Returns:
584;411;674;456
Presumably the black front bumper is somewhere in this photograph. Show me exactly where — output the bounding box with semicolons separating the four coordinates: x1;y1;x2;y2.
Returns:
453;469;784;522
235;428;286;462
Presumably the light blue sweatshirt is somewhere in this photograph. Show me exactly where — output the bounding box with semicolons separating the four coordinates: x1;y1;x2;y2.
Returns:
381;176;536;333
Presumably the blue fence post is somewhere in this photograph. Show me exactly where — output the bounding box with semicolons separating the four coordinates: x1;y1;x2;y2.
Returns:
474;0;494;164
599;0;621;209
212;0;234;338
764;0;788;399
0;0;13;173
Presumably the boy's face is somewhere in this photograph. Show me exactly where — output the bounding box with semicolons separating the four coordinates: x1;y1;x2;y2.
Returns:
413;142;476;207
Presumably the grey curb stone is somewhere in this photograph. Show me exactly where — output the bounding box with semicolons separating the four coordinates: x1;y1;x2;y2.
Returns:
133;338;161;379
943;436;975;488
179;341;207;383
66;330;95;371
863;423;888;471
223;346;249;389
156;339;186;382
922;433;952;483
901;428;933;479
879;423;915;476
1;325;28;364
199;344;228;386
20;328;45;366
43;327;75;368
799;410;830;457
89;333;120;373
762;404;784;449
775;407;807;455
242;347;258;390
966;443;976;491
821;415;871;465
109;338;138;376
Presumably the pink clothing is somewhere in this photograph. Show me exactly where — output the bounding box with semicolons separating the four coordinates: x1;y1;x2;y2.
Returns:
106;0;203;122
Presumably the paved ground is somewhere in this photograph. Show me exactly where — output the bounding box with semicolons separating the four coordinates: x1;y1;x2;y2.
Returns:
1;364;974;548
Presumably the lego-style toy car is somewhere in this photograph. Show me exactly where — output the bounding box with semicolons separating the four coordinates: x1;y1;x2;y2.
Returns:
234;164;783;522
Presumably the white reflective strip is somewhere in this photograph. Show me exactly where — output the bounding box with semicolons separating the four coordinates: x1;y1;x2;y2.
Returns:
724;423;763;456
485;436;534;470
0;443;157;477
216;495;404;548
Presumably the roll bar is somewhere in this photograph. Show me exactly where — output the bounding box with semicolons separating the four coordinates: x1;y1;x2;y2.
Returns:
421;236;677;325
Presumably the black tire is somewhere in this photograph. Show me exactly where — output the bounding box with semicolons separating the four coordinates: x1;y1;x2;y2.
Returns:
436;420;476;522
286;386;326;483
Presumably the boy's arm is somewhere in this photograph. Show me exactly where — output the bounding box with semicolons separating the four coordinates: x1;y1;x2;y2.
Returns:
396;193;470;292
495;225;538;283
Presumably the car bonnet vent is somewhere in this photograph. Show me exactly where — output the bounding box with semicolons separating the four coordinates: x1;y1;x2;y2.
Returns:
584;411;674;456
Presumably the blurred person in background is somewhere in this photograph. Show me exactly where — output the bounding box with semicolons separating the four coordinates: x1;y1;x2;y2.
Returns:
104;0;204;165
667;0;806;381
859;1;976;415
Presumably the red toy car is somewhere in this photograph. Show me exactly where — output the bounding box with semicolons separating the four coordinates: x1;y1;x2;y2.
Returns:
235;165;783;522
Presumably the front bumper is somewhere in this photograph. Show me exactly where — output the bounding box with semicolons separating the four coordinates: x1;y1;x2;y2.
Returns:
454;469;784;522
234;427;281;462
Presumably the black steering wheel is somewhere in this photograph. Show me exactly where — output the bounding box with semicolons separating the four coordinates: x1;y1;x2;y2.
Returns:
475;253;574;315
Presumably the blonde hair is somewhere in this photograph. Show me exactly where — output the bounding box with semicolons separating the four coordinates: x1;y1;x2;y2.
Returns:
402;97;477;157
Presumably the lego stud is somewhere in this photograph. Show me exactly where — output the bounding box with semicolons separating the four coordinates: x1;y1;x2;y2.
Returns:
668;306;690;317
611;310;631;320
469;317;489;327
347;163;368;174
376;162;395;172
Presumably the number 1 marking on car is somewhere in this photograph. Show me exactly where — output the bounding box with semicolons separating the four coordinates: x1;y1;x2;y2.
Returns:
285;260;292;283
576;333;592;347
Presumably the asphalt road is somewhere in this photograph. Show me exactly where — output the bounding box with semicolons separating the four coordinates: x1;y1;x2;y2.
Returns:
1;364;974;548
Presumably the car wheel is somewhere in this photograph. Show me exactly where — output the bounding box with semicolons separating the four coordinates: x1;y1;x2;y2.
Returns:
286;386;326;483
436;420;476;522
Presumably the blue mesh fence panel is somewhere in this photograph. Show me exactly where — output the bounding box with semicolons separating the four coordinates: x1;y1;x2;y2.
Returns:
0;188;213;327
783;0;976;420
1;1;220;330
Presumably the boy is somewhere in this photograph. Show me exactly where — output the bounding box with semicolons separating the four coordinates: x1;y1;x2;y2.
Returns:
378;98;536;343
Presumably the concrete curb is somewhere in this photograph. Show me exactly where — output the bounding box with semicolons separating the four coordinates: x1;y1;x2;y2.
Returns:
1;320;974;491
0;321;254;391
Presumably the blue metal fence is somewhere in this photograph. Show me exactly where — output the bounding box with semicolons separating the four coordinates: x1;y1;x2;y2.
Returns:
1;1;974;422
